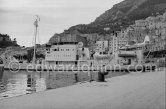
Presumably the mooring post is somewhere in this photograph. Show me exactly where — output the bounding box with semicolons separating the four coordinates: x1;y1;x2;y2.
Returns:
97;71;105;82
75;73;78;83
97;65;108;82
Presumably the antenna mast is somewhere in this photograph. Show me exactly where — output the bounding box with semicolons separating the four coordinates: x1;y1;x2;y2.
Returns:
33;15;40;64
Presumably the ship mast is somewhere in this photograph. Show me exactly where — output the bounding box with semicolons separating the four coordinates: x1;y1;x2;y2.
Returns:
33;15;40;64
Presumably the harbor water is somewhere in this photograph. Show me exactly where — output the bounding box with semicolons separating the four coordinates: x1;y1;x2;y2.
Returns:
0;70;128;99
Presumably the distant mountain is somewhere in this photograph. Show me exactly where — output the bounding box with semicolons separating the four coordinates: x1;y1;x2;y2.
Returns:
67;0;166;34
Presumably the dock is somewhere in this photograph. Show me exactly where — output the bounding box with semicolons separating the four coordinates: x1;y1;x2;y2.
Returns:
0;71;165;109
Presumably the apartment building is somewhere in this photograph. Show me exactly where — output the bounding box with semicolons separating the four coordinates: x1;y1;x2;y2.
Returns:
95;41;108;53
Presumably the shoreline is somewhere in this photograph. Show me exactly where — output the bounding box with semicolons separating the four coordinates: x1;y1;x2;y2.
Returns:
0;70;129;100
0;70;165;109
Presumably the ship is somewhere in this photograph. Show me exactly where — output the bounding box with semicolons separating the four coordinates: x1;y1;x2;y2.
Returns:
43;41;91;71
4;16;92;71
109;35;156;72
92;35;156;72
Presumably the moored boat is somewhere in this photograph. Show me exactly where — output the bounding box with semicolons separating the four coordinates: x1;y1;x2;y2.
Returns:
44;41;91;70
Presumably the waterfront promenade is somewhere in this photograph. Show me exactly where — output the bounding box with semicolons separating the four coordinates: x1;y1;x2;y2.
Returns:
0;70;165;109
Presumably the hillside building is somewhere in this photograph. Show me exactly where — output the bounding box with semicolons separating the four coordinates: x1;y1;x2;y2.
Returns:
95;41;108;53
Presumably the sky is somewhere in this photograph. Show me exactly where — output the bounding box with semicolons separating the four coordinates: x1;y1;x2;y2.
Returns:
0;0;123;47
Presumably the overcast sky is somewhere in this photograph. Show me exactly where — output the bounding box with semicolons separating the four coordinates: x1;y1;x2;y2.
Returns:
0;0;123;47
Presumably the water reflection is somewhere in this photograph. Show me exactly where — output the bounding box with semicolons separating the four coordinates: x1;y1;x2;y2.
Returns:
0;71;48;99
0;71;83;99
0;71;95;99
0;70;128;99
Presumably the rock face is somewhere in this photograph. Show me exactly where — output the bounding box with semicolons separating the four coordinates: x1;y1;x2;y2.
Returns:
69;0;166;34
95;0;166;23
94;0;146;24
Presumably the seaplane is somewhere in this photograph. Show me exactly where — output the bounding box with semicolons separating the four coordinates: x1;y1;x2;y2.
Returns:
119;35;151;50
117;35;156;72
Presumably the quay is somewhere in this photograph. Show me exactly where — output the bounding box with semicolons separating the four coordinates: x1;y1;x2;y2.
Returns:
0;70;165;109
4;62;156;72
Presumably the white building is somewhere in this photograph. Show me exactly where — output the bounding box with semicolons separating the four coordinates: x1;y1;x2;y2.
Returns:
95;41;108;53
109;36;118;54
109;33;128;54
135;20;149;27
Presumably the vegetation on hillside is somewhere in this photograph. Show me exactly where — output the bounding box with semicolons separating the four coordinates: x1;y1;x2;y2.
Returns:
0;34;19;48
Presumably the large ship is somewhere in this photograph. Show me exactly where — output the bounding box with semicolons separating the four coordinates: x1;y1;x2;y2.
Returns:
93;35;156;72
111;35;156;71
43;42;90;71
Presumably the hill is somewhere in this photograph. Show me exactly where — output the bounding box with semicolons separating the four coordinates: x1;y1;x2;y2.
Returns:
67;0;166;34
49;0;166;44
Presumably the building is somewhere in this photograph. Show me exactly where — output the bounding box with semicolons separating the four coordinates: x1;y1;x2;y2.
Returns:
144;40;166;60
135;20;149;28
95;41;108;53
50;30;88;47
109;32;128;54
118;12;166;45
109;36;117;54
